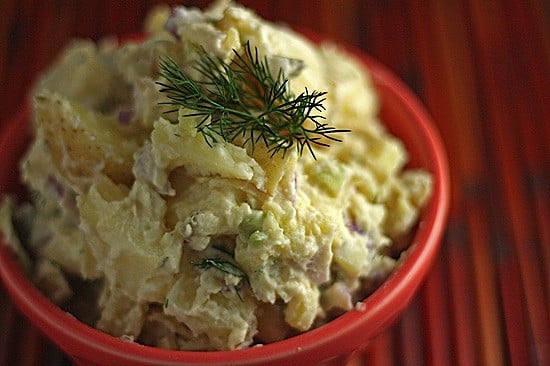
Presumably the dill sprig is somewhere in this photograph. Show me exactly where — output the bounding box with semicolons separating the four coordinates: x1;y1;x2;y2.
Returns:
156;41;349;159
193;257;248;281
194;257;249;301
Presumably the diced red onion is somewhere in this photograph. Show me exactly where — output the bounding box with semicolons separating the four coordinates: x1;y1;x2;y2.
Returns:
47;175;65;200
118;107;133;125
164;7;204;41
164;9;181;40
345;216;364;234
291;172;298;203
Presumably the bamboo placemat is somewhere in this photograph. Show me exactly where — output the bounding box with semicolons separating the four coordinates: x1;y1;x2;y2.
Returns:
0;1;548;365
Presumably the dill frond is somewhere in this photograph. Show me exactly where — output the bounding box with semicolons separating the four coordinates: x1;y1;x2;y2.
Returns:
193;257;248;283
193;257;250;301
157;41;349;159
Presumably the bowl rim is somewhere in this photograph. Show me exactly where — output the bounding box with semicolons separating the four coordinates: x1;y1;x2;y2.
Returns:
0;35;450;365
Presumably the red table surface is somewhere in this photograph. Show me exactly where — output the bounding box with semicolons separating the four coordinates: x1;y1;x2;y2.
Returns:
0;1;548;365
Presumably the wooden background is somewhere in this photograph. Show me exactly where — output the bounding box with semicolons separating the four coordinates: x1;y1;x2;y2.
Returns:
0;1;548;365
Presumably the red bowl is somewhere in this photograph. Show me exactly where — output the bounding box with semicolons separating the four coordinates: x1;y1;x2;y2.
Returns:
0;38;450;366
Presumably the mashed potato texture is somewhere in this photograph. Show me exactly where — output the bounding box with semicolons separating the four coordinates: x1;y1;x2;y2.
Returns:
0;0;432;350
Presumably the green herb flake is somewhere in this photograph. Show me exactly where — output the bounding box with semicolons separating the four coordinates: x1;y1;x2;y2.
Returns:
249;231;268;245
193;257;250;302
193;257;248;283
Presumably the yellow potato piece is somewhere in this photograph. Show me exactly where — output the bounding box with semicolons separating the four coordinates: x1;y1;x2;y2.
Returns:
34;91;139;190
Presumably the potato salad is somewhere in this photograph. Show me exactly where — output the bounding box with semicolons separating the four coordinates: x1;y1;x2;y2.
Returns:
0;0;432;350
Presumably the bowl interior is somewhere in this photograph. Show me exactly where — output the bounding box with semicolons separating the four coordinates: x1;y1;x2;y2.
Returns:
0;46;449;366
